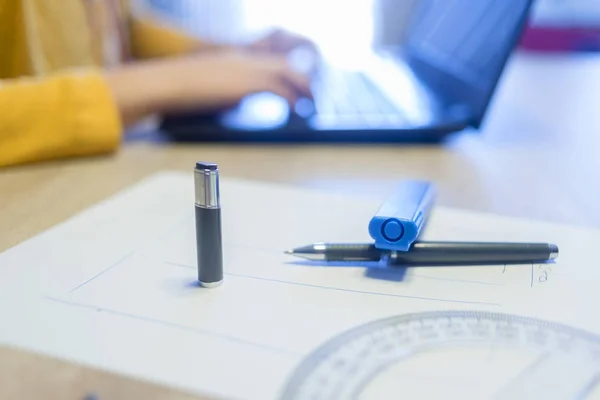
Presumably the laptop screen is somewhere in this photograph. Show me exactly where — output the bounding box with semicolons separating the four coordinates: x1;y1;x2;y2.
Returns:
403;0;534;125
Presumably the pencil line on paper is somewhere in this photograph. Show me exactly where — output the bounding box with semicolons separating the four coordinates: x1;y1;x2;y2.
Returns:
162;261;500;306
69;252;134;293
163;260;195;269
44;296;300;358
224;272;501;307
223;242;281;254
530;264;534;288
407;273;503;287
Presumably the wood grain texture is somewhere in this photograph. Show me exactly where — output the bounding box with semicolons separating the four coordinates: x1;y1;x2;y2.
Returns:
0;346;204;400
1;52;599;399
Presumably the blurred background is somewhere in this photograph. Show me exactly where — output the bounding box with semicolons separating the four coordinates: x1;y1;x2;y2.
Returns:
137;0;600;54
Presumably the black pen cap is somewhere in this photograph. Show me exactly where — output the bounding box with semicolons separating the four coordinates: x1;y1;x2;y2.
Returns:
194;162;223;287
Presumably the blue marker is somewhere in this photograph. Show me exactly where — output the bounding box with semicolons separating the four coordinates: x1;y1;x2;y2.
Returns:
368;180;436;252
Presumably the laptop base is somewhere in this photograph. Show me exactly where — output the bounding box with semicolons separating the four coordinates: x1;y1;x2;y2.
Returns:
159;116;466;144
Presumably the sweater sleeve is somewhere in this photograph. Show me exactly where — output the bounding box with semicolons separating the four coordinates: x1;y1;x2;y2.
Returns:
0;68;122;167
128;15;203;60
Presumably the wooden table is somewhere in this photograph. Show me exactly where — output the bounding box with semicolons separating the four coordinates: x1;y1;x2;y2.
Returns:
1;51;600;399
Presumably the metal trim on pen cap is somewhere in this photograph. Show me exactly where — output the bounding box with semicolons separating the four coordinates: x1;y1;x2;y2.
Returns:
549;244;559;260
194;161;223;288
195;162;220;209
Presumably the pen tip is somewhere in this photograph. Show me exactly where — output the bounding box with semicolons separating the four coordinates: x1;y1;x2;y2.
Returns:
284;249;294;255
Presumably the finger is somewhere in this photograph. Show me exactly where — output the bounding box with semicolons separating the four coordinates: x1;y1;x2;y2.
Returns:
280;67;313;101
271;29;315;53
259;78;299;107
253;55;313;103
254;28;317;55
287;46;321;77
266;57;312;96
285;35;315;52
249;29;287;52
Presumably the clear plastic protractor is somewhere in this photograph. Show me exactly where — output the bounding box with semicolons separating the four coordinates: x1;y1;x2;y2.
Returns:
279;311;600;400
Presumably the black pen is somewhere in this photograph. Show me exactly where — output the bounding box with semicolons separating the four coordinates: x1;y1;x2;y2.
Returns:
285;242;559;265
194;162;223;287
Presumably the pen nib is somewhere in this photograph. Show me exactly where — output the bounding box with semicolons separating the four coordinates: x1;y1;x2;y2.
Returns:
284;249;294;255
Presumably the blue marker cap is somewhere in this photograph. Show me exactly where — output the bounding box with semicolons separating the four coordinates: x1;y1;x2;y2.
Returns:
368;180;436;252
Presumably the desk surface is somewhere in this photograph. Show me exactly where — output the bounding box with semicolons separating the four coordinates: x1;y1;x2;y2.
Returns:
1;52;600;399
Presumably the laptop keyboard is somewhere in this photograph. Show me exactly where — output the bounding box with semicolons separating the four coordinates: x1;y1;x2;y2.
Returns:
310;65;405;124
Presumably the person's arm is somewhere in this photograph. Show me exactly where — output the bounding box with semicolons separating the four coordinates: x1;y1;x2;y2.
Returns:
125;6;230;60
0;50;312;168
123;4;316;60
104;50;312;121
0;69;122;167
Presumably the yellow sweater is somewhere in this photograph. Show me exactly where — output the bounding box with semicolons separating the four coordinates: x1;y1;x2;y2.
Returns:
0;0;200;167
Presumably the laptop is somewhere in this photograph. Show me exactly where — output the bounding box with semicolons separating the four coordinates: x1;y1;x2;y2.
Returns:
160;0;535;143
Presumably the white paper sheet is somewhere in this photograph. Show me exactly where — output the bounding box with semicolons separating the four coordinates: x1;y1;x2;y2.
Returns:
1;172;600;400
